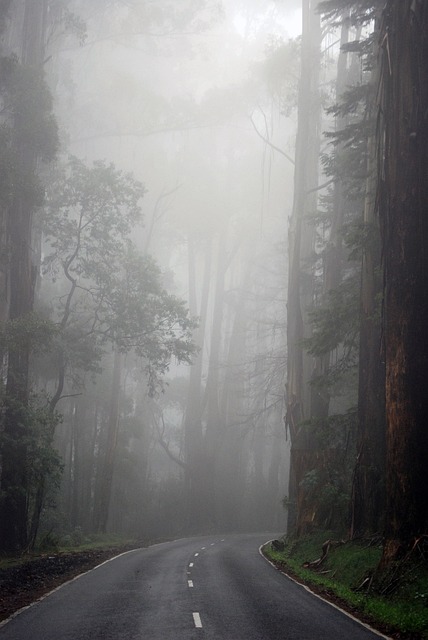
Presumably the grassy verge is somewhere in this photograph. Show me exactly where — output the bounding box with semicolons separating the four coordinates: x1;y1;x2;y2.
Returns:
263;531;428;639
0;533;138;570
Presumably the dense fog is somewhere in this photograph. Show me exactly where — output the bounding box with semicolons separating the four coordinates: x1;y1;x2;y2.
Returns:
2;0;424;564
56;0;297;539
0;0;303;547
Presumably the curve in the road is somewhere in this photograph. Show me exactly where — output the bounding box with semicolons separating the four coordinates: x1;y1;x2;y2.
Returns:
0;534;392;640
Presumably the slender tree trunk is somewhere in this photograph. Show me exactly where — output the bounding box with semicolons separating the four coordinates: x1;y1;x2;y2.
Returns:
202;231;228;530
286;0;321;536
184;235;212;531
93;351;122;533
0;1;13;325
215;261;251;530
70;400;81;529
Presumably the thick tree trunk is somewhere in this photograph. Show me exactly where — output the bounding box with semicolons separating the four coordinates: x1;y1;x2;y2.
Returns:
0;199;35;550
0;0;47;554
378;1;428;564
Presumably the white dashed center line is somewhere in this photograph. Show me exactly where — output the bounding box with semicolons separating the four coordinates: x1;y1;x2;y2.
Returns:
211;543;215;546
201;546;206;550
193;612;203;628
189;562;194;567
188;580;194;588
194;552;199;557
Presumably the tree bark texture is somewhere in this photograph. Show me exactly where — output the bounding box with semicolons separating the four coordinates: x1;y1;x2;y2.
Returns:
378;0;428;562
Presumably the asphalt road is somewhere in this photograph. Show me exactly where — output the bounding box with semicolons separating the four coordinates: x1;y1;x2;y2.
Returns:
0;533;387;639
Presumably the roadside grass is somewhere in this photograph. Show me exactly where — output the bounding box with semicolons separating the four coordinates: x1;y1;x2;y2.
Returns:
58;532;137;552
264;531;428;639
0;533;137;569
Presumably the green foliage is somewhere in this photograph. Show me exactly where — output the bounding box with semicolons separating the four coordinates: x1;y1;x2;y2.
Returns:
318;1;378;27
298;460;352;530
40;156;197;395
24;394;63;489
36;530;60;552
303;275;360;399
326;84;374;120
0;394;61;476
293;409;357;531
305;278;359;357
58;531;133;550
0;313;58;355
0;392;63;541
42;156;145;281
107;248;198;394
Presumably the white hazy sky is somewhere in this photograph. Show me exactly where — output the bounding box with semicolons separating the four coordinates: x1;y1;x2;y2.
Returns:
232;6;302;40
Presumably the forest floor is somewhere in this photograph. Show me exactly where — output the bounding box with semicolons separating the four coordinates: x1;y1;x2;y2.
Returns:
0;545;137;623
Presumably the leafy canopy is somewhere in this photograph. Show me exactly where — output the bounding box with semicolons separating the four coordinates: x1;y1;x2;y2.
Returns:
40;156;197;393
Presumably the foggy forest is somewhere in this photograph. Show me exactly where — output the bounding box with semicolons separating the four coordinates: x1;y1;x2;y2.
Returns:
0;0;427;583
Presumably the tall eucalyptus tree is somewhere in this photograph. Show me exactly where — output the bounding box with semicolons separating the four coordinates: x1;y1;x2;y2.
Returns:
285;0;322;535
0;0;58;553
377;0;428;564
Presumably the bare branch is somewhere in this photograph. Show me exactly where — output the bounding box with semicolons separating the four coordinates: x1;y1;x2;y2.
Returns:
155;413;186;469
306;178;335;194
249;114;295;165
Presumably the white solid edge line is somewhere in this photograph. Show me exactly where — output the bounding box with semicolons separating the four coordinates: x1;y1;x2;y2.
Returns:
258;542;392;640
193;612;203;628
0;547;142;628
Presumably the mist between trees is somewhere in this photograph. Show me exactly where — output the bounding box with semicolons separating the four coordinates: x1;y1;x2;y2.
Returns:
0;0;426;568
